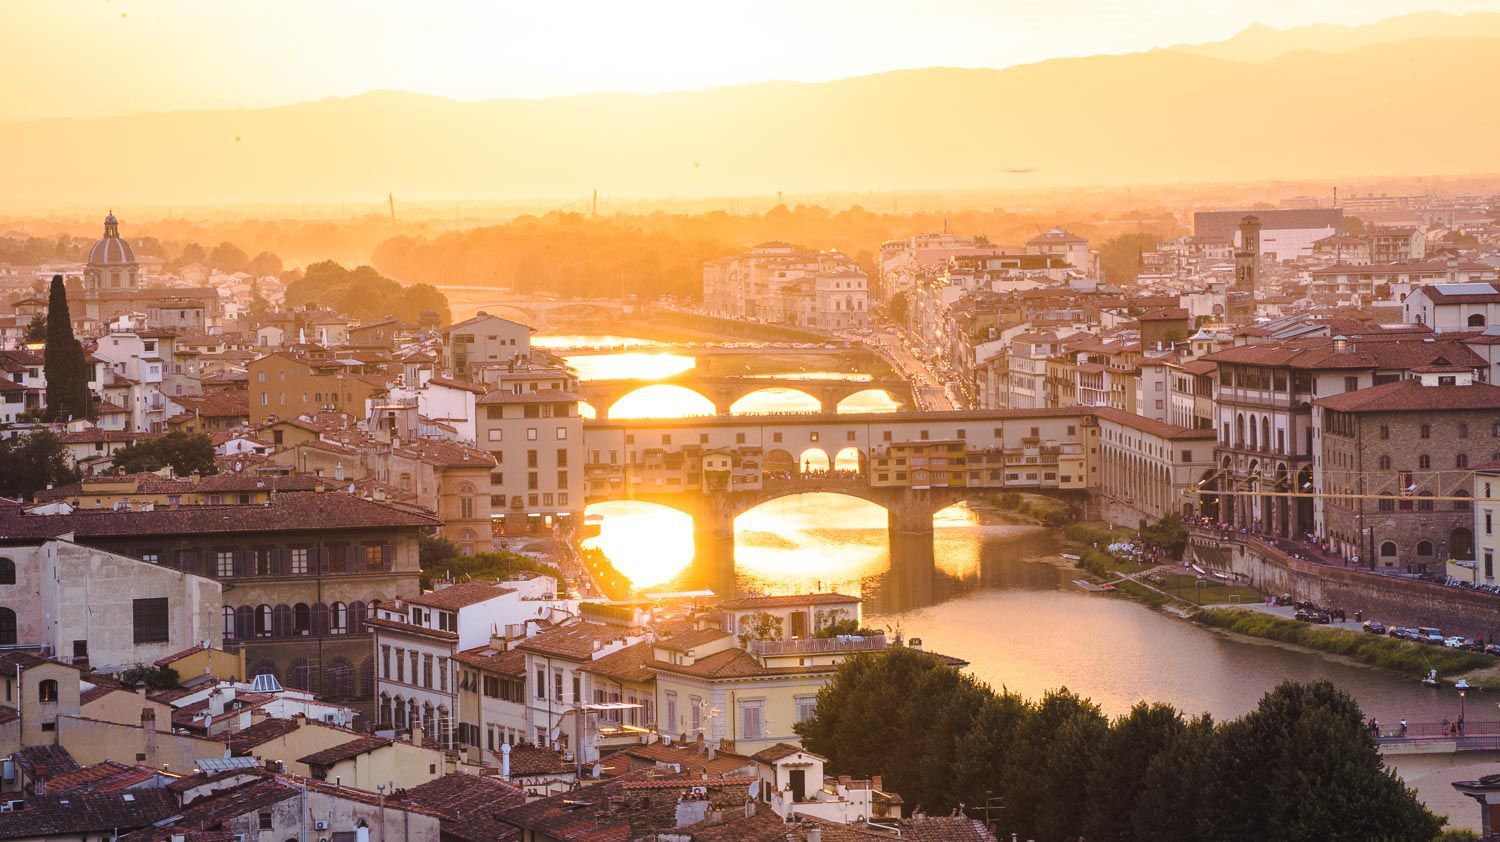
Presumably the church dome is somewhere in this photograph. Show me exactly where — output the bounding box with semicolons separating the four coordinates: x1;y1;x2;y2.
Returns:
88;212;136;266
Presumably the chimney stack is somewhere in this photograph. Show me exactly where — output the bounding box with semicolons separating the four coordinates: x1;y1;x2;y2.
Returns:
501;742;511;780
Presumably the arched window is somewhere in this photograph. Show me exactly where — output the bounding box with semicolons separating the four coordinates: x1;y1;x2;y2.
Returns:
1378;455;1391;470
293;603;311;636
249;660;279;682
348;601;366;636
1459;423;1470;439
360;656;375;696
1469;313;1488;328
1380;541;1398;558
1417;540;1434;556
222;606;236;640
1458;453;1470;469
325;657;354;698
0;608;15;646
256;605;273;638
459;529;476;556
38;679;58;703
1418;454;1431;469
1455;491;1473;512
0;558;14;585
330;602;347;635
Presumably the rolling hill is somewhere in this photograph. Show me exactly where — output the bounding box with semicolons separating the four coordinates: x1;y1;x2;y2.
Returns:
3;29;1498;207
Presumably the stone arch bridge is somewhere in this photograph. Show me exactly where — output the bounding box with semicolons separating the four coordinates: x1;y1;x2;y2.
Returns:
577;373;913;418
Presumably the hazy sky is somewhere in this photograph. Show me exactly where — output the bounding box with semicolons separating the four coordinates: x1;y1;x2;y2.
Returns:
4;0;1500;120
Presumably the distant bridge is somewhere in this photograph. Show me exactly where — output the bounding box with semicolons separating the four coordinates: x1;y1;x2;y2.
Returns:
576;372;913;418
436;287;626;326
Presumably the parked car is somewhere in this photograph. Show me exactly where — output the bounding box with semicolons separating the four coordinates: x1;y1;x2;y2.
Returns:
1389;627;1412;640
1363;620;1387;635
1485;643;1500;657
1418;627;1446;644
1445;636;1470;649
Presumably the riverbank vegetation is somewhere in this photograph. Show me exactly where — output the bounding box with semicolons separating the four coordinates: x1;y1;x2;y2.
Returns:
418;536;562;590
1194;609;1492;677
796;648;1444;841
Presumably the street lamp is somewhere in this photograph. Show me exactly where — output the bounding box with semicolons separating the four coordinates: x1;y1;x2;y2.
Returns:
1457;678;1469;731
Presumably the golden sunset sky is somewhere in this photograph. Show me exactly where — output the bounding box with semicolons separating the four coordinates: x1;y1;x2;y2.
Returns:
5;0;1500;121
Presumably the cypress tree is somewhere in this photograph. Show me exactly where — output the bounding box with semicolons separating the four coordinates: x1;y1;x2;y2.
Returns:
42;275;93;421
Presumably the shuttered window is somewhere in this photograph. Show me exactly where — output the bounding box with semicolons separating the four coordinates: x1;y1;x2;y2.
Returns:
133;598;169;644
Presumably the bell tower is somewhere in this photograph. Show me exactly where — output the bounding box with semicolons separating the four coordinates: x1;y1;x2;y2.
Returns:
1234;215;1262;295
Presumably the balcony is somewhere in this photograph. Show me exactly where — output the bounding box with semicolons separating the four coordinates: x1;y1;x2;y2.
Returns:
748;633;888;657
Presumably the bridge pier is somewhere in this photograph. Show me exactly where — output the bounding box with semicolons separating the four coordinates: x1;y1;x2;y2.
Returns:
690;493;739;596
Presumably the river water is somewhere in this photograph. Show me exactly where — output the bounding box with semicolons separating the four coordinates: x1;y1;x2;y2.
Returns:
557;335;1493;821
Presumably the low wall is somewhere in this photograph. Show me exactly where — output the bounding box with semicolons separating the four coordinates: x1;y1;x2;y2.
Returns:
1188;535;1500;638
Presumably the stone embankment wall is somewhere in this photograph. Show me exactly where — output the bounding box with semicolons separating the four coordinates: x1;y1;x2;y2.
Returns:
1188;536;1500;637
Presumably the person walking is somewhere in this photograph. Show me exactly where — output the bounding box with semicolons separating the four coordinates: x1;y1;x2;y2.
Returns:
1399;719;1408;737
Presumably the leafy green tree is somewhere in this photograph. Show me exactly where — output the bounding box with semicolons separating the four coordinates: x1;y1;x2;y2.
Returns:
247;250;284;277
285;261;451;326
1099;232;1159;284
119;664;180;690
208;241;250;273
23;314;46;344
888;290;908;324
174;242;207;269
42;275;93;421
419;548;562;590
798;655;1443;841
1084;702;1187;841
111;431;217;477
1131;714;1219;842
1140;513;1188;558
0;431;80;500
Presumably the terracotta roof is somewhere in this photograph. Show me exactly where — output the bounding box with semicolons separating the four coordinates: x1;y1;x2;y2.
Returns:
0;789;178;840
452;645;526;676
1203;336;1483;372
578;641;656;684
298;735;391;766
618;743;756;778
655;628;732;654
0;491;439;540
366;615;459;640
1093;406;1216;441
401;774;525;842
16;745;80;780
499;744;571;777
47;761;157;794
716;593;860;611
515;622;637;661
426;376;488;395
408;580;515;611
647;648;832;680
1314;380;1500;413
749;743;816;764
216;716;304;750
477;388;579;405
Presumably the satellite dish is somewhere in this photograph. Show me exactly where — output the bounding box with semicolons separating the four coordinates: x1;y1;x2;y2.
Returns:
748;779;760;799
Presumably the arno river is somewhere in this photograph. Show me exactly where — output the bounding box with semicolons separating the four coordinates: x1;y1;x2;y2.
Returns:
556;335;1493;825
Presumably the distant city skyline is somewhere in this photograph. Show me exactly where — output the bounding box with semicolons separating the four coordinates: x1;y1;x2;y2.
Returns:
3;0;1500;121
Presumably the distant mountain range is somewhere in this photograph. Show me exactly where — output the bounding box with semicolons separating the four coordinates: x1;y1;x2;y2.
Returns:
4;12;1499;207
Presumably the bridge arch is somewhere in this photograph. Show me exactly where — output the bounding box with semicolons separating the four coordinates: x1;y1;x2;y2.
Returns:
730;387;823;415
836;389;903;414
832;446;863;474
608;385;717;419
798;447;831;474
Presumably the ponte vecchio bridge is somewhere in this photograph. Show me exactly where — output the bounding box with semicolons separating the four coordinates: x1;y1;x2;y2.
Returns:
576;372;914;419
578;404;1215;589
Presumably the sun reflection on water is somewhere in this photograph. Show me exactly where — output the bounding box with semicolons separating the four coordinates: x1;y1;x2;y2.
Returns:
583;494;1008;594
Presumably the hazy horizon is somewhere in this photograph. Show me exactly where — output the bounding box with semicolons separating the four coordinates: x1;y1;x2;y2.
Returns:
5;1;1500;122
7;5;1500;209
